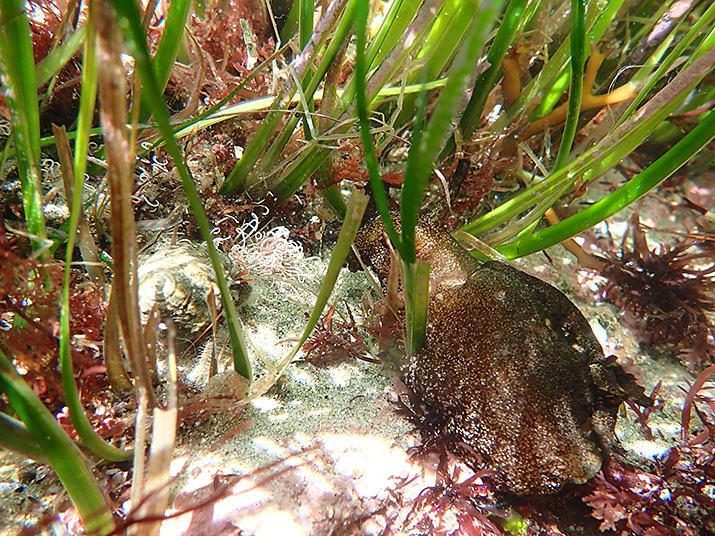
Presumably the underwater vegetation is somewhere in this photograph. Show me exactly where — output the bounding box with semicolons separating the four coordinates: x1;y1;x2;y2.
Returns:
0;240;125;440
302;300;374;365
598;212;715;369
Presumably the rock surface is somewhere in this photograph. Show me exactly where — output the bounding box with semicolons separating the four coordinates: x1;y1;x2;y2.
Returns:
137;243;241;338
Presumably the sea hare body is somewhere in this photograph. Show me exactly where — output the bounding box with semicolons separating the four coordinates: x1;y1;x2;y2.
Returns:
356;215;650;495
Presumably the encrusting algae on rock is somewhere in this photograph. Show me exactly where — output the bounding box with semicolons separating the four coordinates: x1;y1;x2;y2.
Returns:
355;214;653;495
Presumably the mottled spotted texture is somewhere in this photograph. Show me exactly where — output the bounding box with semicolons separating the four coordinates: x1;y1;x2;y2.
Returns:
356;215;651;495
137;244;240;337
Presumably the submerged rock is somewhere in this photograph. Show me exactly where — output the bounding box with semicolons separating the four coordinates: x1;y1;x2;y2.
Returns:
355;215;651;494
137;243;243;338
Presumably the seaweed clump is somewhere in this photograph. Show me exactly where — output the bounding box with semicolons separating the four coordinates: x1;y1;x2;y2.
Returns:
597;212;715;368
390;388;505;536
302;301;375;365
0;240;125;439
584;442;715;534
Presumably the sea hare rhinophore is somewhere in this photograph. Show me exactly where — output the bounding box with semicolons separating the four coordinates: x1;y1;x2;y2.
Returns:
355;215;651;495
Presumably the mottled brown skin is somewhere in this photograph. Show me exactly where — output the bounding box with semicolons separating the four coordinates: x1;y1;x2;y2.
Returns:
356;215;650;495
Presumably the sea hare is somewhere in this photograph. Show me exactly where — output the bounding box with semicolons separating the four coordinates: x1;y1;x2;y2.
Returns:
355;215;651;495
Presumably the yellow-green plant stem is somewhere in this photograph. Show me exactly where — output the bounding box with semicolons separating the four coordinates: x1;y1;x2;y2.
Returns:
355;0;401;251
278;188;369;369
0;412;48;462
219;0;355;197
498;106;715;258
0;0;47;253
356;0;504;354
58;1;131;461
461;42;715;240
552;0;585;170
339;0;424;106
150;0;191;95
451;0;530;149
299;0;313;49
36;24;87;87
620;2;715;125
0;346;115;535
490;0;625;133
260;0;436;211
108;0;252;381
